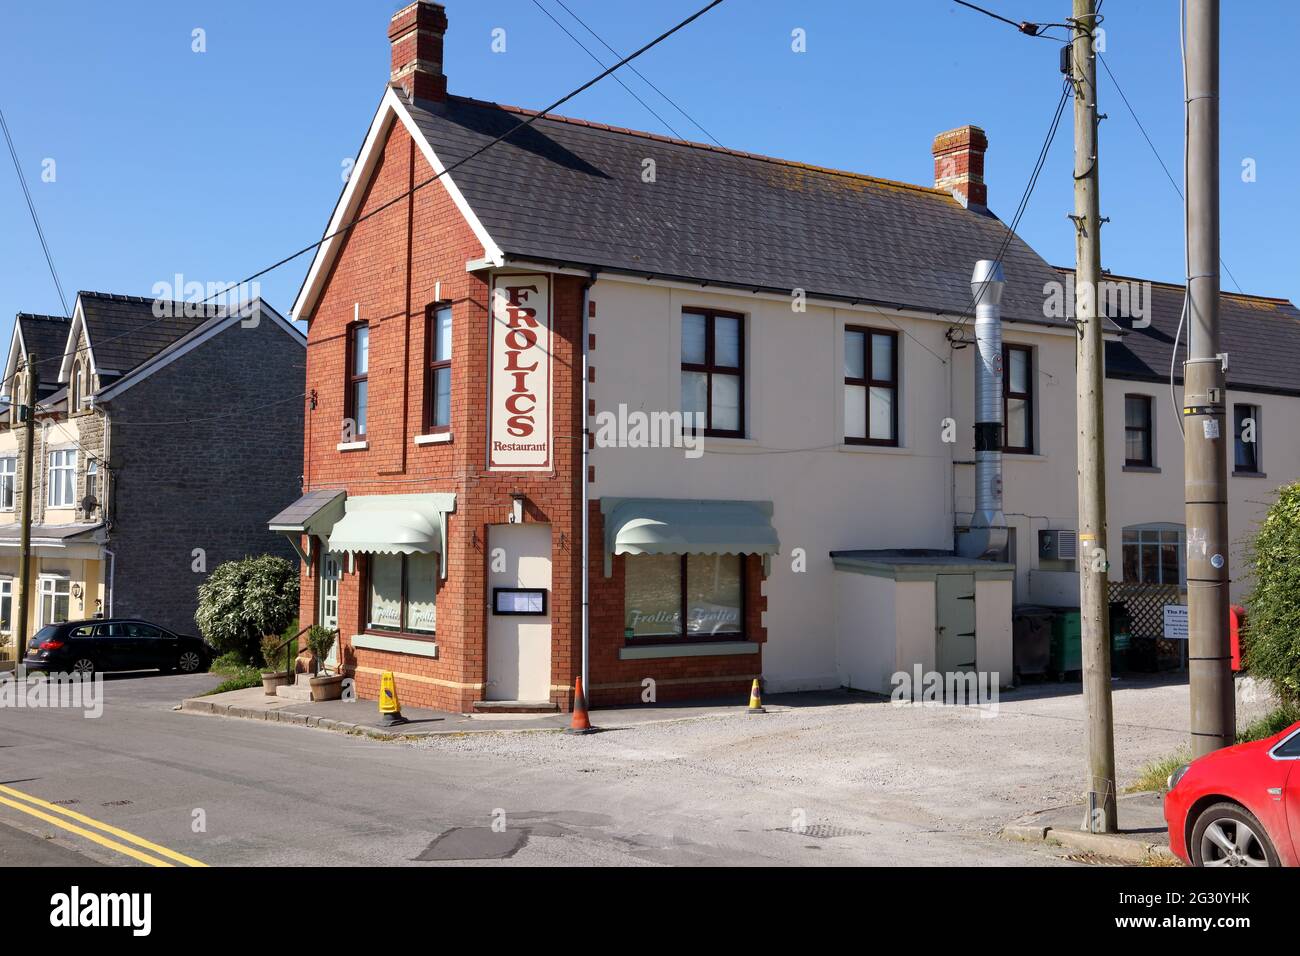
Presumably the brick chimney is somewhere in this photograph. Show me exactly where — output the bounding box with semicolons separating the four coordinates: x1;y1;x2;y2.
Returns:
388;1;448;102
932;125;988;208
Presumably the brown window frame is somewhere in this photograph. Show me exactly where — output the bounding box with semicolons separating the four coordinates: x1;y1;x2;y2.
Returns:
1002;344;1034;454
681;308;746;438
423;302;452;433
843;326;899;447
345;322;369;439
622;553;748;646
360;553;438;641
1124;394;1154;467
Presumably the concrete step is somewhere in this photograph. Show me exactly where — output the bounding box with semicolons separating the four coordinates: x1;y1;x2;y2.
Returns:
276;683;313;702
471;700;559;714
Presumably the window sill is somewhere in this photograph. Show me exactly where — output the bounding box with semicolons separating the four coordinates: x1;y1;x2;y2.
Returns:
837;442;909;456
1123;464;1160;473
414;432;452;446
351;633;438;658
618;641;759;661
337;441;368;452
1233;470;1267;479
700;436;758;452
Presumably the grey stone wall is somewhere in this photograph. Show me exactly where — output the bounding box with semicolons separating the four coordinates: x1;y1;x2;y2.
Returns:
103;317;305;635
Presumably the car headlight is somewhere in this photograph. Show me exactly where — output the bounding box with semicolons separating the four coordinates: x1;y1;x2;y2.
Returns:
1167;763;1190;791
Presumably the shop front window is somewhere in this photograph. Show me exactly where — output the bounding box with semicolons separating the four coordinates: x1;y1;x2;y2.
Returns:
624;553;744;642
367;552;437;635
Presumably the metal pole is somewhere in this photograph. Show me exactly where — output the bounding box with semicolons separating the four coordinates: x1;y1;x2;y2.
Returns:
1071;0;1117;833
15;353;39;661
1184;0;1233;756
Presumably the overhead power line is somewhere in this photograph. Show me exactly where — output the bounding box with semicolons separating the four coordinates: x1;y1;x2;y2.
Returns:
530;0;685;140
1;104;70;318
549;0;724;147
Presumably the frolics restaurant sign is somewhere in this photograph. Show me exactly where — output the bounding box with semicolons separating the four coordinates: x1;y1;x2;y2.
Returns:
489;274;552;471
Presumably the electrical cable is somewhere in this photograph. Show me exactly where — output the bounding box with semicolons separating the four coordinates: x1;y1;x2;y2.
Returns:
1;104;70;318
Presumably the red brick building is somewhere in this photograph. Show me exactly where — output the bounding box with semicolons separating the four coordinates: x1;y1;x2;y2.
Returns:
271;1;777;713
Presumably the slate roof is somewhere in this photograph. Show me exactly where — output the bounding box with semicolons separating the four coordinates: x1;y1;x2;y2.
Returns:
1063;268;1300;397
15;313;71;366
78;292;220;374
403;93;1070;328
268;488;345;529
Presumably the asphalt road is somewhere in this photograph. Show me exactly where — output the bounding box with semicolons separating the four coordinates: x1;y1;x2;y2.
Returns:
0;671;1070;867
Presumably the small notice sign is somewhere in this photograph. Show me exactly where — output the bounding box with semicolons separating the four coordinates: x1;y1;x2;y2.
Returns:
1163;604;1188;640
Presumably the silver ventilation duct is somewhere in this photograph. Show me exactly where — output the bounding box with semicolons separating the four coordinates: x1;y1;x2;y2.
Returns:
957;259;1009;559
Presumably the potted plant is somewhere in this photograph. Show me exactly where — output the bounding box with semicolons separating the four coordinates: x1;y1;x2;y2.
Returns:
306;626;344;701
259;632;293;696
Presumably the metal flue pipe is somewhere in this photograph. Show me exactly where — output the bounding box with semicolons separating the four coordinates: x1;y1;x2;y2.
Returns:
958;259;1008;559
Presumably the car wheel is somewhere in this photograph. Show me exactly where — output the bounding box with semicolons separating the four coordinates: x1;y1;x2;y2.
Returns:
71;657;95;678
1190;801;1280;867
177;650;205;674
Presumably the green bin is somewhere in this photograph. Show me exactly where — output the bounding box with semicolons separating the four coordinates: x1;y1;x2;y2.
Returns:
1109;601;1131;674
1049;609;1082;677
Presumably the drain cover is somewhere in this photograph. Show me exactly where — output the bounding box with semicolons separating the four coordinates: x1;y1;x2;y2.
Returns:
414;827;529;862
775;824;869;840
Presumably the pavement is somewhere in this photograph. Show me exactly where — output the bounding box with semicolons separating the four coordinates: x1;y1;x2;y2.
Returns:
0;669;1271;867
179;684;791;737
1002;791;1178;864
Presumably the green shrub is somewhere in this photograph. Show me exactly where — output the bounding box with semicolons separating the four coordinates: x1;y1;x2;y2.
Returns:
194;555;300;664
1242;482;1300;709
306;626;336;674
1237;705;1300;744
260;632;288;673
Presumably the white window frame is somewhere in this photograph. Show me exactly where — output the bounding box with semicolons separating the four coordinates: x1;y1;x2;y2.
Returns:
0;578;12;634
1121;522;1186;587
47;448;77;508
0;457;15;512
38;575;72;628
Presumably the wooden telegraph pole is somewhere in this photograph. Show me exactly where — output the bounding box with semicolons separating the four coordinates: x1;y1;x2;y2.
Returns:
1071;0;1117;833
1183;0;1234;756
15;353;38;663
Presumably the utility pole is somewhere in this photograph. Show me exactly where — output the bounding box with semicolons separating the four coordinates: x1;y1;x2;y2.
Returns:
1071;0;1117;834
15;353;39;662
1184;0;1234;757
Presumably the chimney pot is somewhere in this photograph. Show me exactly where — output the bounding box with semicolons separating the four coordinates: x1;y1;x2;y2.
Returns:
932;125;989;208
389;1;448;102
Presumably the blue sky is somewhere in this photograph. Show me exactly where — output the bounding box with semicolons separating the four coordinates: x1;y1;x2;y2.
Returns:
2;0;1296;353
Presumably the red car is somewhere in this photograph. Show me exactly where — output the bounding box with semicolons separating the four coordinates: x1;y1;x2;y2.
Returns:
1164;721;1300;866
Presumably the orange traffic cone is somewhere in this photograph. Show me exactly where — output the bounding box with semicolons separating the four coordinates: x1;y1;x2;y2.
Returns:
564;676;599;735
746;678;766;714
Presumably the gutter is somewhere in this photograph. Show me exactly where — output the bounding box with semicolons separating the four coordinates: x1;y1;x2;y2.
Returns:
579;268;598;698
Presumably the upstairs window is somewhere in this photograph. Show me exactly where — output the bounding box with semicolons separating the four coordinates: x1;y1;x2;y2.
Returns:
1002;344;1034;454
844;327;898;446
1233;404;1261;474
47;449;76;508
85;459;99;511
681;309;744;437
70;361;81;413
346;323;369;439
1124;395;1153;467
424;303;452;432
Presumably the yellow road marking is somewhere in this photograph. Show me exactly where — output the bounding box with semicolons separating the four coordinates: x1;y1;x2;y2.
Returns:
0;784;206;867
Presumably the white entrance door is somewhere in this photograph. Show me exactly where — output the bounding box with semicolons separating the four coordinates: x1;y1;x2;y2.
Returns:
319;552;341;668
486;524;552;702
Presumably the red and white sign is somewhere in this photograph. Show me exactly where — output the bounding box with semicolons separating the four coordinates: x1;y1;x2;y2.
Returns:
488;274;552;471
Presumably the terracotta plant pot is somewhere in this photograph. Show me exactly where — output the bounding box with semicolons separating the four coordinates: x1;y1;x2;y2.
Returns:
261;671;293;696
309;674;345;702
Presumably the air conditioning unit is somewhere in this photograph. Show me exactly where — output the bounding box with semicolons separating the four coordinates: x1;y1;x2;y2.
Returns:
1038;529;1078;561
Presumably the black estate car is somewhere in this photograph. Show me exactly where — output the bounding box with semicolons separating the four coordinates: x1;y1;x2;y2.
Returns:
22;619;214;676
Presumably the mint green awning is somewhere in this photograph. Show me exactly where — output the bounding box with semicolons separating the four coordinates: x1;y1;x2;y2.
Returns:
327;493;456;577
601;498;779;576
